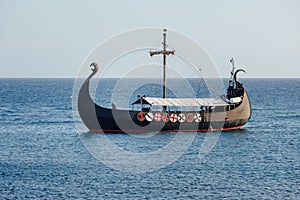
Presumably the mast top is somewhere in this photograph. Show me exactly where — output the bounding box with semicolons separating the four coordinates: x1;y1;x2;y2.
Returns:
149;29;175;99
149;29;175;57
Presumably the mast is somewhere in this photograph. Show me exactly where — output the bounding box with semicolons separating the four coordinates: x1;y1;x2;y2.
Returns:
162;30;167;99
150;29;175;98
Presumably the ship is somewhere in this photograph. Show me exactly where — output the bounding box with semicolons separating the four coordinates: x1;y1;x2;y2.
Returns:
78;29;252;133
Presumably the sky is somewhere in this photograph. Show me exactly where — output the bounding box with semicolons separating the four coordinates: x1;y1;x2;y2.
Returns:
0;0;299;78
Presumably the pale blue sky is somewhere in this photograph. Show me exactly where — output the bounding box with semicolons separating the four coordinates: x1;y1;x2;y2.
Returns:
0;0;299;78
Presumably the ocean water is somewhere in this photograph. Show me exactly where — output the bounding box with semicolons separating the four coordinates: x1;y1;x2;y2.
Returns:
0;78;299;199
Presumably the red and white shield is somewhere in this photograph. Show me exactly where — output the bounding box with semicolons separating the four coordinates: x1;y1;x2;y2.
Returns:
154;112;161;122
161;113;169;122
169;113;178;123
186;113;193;122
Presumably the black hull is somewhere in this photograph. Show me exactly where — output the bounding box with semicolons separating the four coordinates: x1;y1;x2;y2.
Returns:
89;106;249;133
78;65;252;133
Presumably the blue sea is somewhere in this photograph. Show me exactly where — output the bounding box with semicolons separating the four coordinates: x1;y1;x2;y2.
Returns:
0;78;299;199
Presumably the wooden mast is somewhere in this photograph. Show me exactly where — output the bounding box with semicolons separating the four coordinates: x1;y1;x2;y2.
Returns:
162;29;167;99
150;29;175;99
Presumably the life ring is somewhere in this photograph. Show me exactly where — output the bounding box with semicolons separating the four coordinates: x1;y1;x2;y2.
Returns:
154;112;161;122
137;111;145;121
186;113;194;122
169;113;178;123
178;113;186;122
194;113;201;122
145;112;153;122
161;113;169;122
